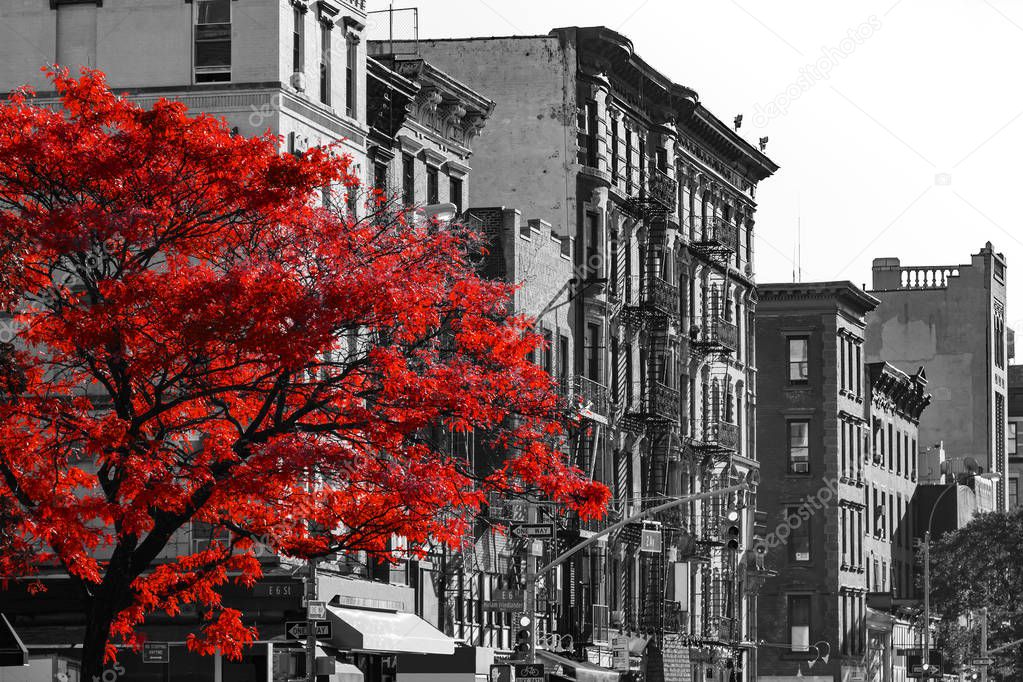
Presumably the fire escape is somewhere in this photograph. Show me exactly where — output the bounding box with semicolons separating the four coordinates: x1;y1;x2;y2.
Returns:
685;214;744;647
619;167;687;639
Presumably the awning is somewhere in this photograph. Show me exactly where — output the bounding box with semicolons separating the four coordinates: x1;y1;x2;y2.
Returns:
537;649;621;682
330;662;365;682
326;606;456;655
0;613;28;668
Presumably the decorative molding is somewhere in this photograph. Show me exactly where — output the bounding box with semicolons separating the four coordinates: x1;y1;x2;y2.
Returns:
396;133;424;155
442;159;471;177
421;147;447;168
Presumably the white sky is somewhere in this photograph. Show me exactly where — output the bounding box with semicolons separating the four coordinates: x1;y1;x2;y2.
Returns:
395;0;1023;330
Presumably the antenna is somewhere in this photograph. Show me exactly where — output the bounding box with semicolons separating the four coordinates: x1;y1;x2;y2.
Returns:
797;196;802;283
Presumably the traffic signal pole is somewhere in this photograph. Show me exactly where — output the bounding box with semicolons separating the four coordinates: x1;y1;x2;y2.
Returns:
522;481;750;664
980;607;988;682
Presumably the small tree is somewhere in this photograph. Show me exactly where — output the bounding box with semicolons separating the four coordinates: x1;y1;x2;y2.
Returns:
0;68;608;680
928;507;1023;680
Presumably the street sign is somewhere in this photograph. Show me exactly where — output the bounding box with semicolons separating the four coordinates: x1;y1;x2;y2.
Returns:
285;621;332;640
514;663;545;682
306;600;326;620
142;642;169;664
510;523;555;540
640;528;662;553
907;651;942;678
972;657;995;666
483;588;525;612
489;664;513;682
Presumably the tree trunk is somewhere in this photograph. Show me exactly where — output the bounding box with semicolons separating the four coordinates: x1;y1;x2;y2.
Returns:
78;548;135;682
80;592;119;682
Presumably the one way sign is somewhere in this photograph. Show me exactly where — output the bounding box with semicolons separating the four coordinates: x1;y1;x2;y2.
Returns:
285;621;332;640
510;523;555;540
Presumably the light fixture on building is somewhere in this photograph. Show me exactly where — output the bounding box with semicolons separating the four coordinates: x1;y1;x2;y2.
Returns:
420;202;458;224
733;114;743;130
759;136;769;151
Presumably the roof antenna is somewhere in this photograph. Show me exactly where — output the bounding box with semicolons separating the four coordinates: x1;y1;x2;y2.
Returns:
797;195;802;283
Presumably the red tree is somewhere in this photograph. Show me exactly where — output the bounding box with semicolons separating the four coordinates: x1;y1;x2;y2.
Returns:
0;68;608;679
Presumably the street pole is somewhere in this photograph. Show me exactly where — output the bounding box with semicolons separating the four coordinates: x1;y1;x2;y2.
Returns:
306;556;318;682
980;606;988;682
525;501;538;664
923;529;931;677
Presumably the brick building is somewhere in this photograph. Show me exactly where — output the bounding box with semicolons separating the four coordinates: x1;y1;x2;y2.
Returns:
371;26;778;682
1007;364;1023;508
755;282;930;682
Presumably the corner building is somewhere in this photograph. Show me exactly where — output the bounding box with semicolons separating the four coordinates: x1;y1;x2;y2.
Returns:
372;27;777;682
755;283;930;682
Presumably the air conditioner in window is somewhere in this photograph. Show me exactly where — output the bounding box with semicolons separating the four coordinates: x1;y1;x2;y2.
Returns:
290;71;306;92
289;131;311;156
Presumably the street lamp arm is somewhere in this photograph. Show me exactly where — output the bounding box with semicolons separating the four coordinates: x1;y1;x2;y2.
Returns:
986;636;1023;655
536;482;749;577
926;482;960;541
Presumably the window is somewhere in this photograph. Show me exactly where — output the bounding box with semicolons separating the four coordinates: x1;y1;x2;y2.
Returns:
788;421;809;473
1010;476;1019;508
586;324;600;382
586;212;599;269
788;337;808;383
656;147;667;172
449;175;463;214
345;38;357;117
625;128;633;193
426;165;439;204
788;595;811;651
292;8;305;75
319;23;332;105
787;506;810;562
373;161;387;194
1010;421;1018;457
582;101;598;167
559;333;570;395
610;118;619;182
194;0;231;83
402;153;415;206
542;328;553;375
839;337;847;391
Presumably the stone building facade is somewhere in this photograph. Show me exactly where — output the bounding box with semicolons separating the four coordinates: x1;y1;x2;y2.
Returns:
755;282;930;682
0;0;373;189
372;26;778;682
865;244;1010;511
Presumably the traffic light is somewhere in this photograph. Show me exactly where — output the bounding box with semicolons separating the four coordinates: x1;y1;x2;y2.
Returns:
721;509;741;550
512;615;534;660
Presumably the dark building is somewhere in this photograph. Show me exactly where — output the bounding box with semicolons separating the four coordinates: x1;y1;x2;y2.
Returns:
755;282;931;682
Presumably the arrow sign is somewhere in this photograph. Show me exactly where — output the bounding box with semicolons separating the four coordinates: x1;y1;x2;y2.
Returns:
972;657;995;666
510;523;555;540
141;642;169;664
285;621;332;640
